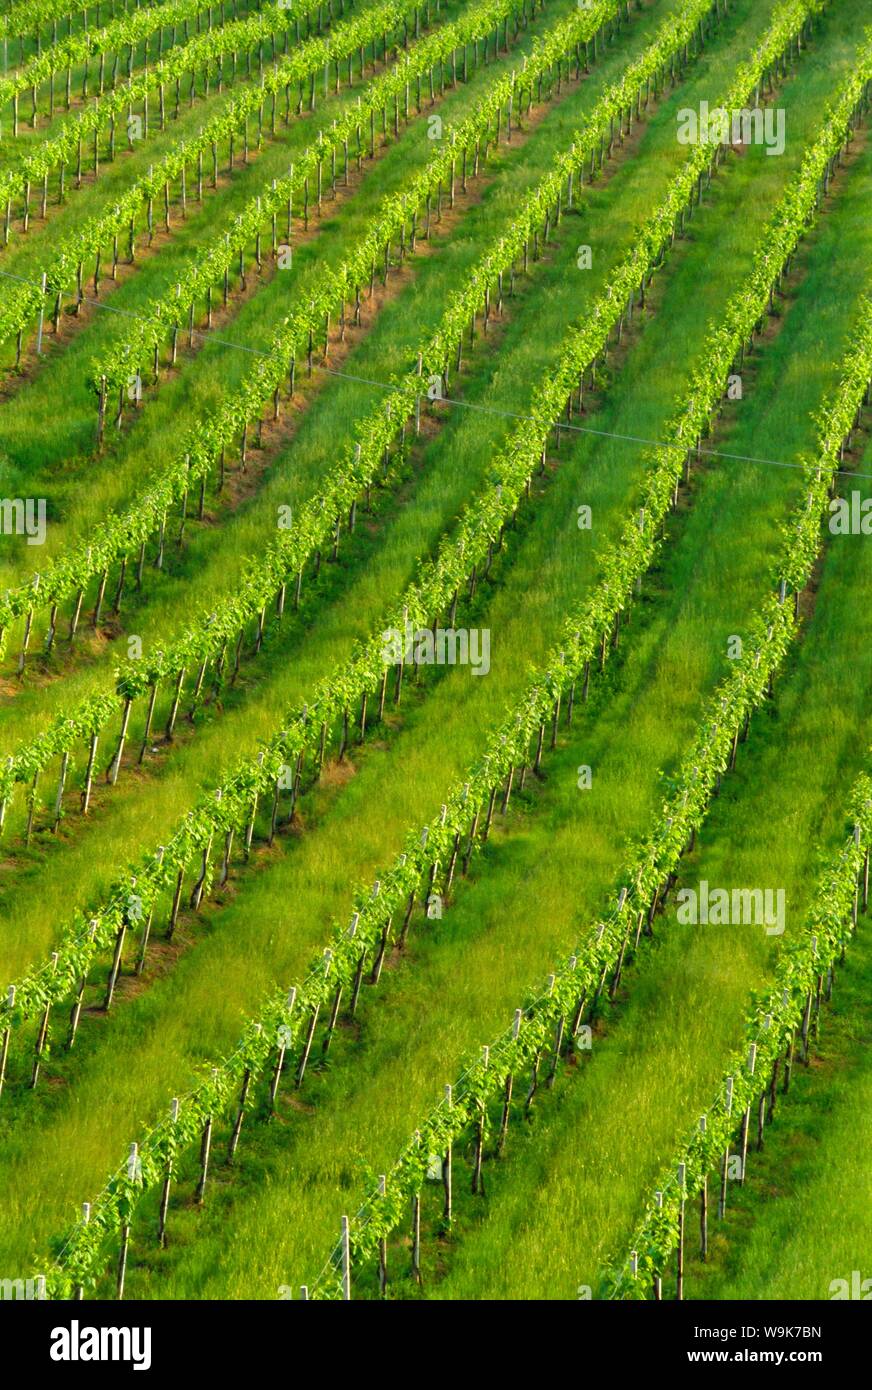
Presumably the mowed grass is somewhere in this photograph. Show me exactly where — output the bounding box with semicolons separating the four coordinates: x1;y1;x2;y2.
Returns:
0;0;751;1267
0;0;673;746
424;432;872;1302
0;0;863;1288
0;0;662;772
0;0;265;137
0;1;353;292
0;0;867;1301
690;878;872;1302
0;0;663;950
0;0;566;567
0;0;746;972
0;0;836;1029
128;122;872;1301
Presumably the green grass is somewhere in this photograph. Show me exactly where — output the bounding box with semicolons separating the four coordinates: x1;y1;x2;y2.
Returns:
0;0;267;101
0;0;865;1290
117;122;872;1302
0;0;489;536
0;0;727;969
0;0;867;1305
0;0;661;684
0;0;336;264
689;894;872;1302
421;448;872;1303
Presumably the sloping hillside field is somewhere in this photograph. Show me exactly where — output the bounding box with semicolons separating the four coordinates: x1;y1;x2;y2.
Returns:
0;0;869;1342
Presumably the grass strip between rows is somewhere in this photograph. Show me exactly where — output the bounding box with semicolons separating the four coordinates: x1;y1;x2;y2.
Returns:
0;0;273;128
32;20;868;1299
304;291;872;1301
0;0;794;1041
0;0;612;635
0;0;632;840
607;764;872;1300
0;0;420;251
0;0;765;846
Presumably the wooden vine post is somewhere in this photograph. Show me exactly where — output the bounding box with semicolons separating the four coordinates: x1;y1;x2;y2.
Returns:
75;1203;91;1301
718;1075;733;1218
377;1175;388;1296
698;1116;707;1261
269;988;297;1109
341;1214;351;1301
472;1046;489;1195
196;1070;219;1205
116;1144;138;1300
157;1098;180;1248
0;986;14;1100
68;923;98;1048
739;1044;757;1184
676;1161;686;1301
442;1082;453;1226
31;953;58;1087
